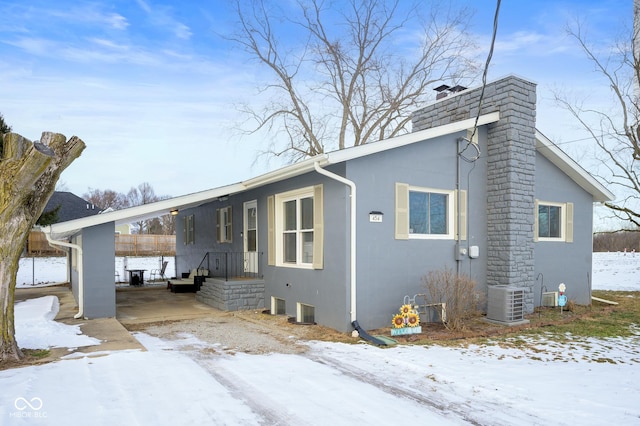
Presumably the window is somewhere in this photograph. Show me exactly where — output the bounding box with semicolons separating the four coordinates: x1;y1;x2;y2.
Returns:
183;215;194;245
297;303;315;324
268;185;324;269
282;196;313;263
216;206;232;243
395;183;465;240
271;297;286;315
409;190;448;235
535;200;573;242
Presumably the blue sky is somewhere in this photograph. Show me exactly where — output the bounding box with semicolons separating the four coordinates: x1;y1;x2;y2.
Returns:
0;0;631;206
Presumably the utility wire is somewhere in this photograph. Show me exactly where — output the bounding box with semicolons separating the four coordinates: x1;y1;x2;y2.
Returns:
467;0;502;146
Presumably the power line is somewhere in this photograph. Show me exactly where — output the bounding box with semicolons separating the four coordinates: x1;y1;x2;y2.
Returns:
468;0;501;144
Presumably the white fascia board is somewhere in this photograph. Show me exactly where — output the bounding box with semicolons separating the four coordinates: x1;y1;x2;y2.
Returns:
535;130;614;202
243;113;499;188
242;155;330;189
44;182;246;239
327;112;501;164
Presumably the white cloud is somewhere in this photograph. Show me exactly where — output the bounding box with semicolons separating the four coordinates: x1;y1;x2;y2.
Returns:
106;13;129;30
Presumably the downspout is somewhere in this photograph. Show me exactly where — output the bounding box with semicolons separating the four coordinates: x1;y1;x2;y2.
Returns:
42;227;84;319
456;138;462;277
313;162;357;324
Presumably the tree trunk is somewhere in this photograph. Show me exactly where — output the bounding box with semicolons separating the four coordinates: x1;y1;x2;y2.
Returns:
0;132;85;362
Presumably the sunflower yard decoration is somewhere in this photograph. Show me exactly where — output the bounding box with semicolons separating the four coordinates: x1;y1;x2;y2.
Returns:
391;303;422;336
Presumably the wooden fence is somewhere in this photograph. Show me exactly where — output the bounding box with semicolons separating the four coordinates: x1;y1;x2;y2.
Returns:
26;231;176;257
114;234;176;256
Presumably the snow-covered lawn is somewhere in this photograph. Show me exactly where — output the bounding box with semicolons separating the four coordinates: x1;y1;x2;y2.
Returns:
591;251;640;291
2;252;639;425
16;256;175;287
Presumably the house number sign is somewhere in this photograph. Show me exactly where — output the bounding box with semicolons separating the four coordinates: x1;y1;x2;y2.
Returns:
369;212;383;223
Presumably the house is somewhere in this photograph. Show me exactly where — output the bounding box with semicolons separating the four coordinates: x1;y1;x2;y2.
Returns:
42;191;102;222
27;191;102;255
42;75;613;332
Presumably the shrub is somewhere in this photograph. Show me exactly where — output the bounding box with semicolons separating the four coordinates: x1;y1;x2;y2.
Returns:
421;267;485;331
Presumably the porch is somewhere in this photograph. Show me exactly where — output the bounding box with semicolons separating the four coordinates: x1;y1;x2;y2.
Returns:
197;251;263;281
196;278;265;311
194;252;266;311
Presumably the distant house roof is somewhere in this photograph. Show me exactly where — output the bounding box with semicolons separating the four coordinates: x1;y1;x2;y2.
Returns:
43;191;102;223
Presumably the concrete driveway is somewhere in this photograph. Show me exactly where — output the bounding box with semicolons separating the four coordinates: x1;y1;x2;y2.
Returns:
116;285;224;327
14;284;225;363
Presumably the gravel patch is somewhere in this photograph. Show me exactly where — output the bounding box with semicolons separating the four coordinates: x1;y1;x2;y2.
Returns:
136;311;315;355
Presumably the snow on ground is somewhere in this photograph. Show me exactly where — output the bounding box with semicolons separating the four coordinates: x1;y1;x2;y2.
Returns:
16;255;175;287
16;251;640;290
2;252;639;425
13;295;100;350
592;251;640;291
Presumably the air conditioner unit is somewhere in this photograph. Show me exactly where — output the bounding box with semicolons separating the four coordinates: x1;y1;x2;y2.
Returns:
487;285;528;324
542;291;558;307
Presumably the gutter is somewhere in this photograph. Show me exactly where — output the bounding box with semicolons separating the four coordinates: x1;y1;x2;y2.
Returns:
313;162;357;324
42;227;85;319
313;162;386;345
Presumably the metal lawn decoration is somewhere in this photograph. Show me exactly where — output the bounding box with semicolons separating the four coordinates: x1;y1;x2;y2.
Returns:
391;296;422;336
558;283;567;314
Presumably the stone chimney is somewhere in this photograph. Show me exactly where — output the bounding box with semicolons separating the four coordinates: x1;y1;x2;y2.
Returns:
412;75;537;312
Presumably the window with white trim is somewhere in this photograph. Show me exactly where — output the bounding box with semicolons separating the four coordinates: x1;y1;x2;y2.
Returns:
268;185;324;269
281;188;313;265
216;206;232;243
535;200;573;242
395;183;464;240
271;297;286;315
297;302;315;324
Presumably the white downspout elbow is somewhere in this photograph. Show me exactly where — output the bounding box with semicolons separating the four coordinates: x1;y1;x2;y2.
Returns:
313;162;357;323
42;227;84;319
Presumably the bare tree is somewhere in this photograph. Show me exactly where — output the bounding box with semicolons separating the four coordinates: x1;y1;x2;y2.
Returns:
555;5;640;229
228;0;477;162
84;188;129;210
126;182;173;234
1;132;85;361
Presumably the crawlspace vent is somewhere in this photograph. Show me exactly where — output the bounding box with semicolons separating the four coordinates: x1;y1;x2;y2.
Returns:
542;291;558;307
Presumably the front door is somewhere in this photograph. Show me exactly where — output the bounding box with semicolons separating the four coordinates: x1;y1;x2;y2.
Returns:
243;200;258;274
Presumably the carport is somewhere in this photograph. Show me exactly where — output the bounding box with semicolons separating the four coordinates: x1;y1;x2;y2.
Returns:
40;182;245;320
116;286;223;327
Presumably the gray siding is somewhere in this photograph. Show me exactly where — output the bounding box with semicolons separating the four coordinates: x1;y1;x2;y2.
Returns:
347;129;489;329
175;193;251;274
175;170;351;331
534;153;594;305
174;75;598;333
413;75;537;312
81;222;116;318
260;168;351;331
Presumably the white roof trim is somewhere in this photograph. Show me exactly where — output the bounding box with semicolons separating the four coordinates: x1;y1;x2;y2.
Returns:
43;183;246;239
327;112;501;164
45;114;499;239
243;155;330;188
242;112;500;187
44;113;610;239
535;130;614;203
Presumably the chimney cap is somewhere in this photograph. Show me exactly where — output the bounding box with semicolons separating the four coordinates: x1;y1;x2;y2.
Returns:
449;85;467;93
434;84;450;92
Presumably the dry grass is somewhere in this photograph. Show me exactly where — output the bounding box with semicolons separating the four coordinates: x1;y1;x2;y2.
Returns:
366;290;640;347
